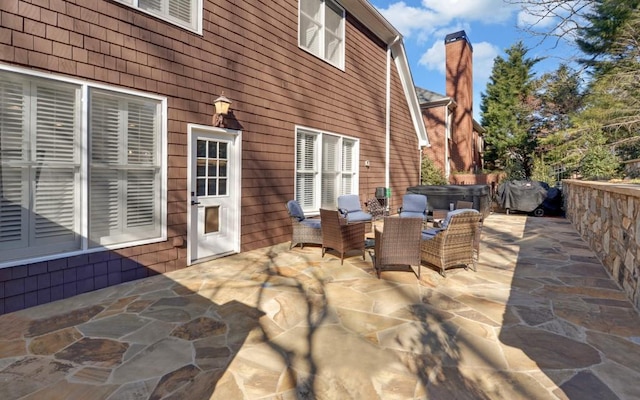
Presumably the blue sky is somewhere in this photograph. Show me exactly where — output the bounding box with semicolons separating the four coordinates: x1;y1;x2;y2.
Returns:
371;0;580;121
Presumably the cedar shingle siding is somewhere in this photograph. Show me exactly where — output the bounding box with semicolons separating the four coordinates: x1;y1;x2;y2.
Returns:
0;0;420;313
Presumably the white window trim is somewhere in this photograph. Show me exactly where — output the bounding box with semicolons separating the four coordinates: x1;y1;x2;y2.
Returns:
298;0;346;70
0;64;167;269
113;0;203;35
294;125;359;214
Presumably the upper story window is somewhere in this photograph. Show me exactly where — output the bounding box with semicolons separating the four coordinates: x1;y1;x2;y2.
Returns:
299;0;345;69
295;127;358;212
115;0;202;33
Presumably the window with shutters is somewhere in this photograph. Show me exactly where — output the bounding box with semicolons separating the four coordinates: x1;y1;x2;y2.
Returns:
295;127;358;212
89;90;162;247
0;68;166;266
299;0;345;69
114;0;202;33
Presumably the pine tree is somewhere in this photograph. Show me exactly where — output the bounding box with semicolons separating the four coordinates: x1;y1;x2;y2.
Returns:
480;42;541;178
577;0;640;72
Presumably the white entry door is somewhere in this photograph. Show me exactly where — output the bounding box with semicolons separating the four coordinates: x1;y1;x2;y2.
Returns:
187;125;241;264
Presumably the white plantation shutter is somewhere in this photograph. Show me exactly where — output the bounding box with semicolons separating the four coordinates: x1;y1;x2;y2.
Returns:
89;93;120;242
0;167;26;250
321;135;338;209
0;77;27;250
139;0;162;12
127;170;156;227
33;84;79;246
169;0;192;24
0;72;80;261
340;139;354;195
33;167;76;242
137;0;195;28
89;90;160;246
295;131;317;210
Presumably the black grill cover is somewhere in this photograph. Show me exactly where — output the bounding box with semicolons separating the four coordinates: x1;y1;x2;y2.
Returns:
498;181;548;212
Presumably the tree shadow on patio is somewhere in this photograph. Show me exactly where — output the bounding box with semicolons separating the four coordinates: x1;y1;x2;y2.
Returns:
494;214;640;399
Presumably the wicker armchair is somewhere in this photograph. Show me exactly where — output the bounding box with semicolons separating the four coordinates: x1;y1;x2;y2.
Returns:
286;200;322;249
373;217;423;279
320;209;365;264
455;200;474;210
420;209;482;277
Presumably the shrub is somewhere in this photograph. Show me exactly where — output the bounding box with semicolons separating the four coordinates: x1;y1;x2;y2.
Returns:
421;157;448;185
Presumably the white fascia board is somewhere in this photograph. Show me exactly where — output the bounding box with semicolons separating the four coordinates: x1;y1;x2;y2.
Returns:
390;40;430;147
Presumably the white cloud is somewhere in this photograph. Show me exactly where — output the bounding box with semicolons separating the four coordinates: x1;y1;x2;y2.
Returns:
376;0;517;40
420;0;515;24
378;2;441;39
517;10;556;30
472;41;501;83
417;39;499;81
418;41;445;73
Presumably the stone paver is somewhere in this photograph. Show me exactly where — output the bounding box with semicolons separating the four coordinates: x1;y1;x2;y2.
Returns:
1;213;640;399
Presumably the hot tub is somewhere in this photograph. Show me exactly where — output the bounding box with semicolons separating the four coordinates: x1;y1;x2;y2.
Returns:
406;185;491;219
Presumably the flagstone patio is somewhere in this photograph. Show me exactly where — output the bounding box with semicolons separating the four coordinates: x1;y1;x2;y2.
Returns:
1;213;640;399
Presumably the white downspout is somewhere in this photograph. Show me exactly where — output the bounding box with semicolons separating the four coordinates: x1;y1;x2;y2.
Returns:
445;99;453;180
386;37;400;203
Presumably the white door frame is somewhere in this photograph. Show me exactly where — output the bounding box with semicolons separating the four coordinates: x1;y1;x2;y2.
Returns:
186;124;242;265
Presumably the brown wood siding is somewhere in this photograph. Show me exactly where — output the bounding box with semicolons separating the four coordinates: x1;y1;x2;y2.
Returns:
388;65;420;213
0;0;419;313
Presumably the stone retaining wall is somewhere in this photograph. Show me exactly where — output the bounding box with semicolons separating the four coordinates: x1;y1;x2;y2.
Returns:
563;180;640;309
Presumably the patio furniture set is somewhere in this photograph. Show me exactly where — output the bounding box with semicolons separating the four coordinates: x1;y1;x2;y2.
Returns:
286;194;482;278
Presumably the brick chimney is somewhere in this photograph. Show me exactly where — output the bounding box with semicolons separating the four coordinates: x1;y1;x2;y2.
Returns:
444;31;474;173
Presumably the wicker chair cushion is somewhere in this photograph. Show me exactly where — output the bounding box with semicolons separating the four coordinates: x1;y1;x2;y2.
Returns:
301;218;321;229
337;195;362;213
421;227;442;240
344;210;372;223
441;208;479;228
400;194;427;214
287;200;306;221
337;195;372;223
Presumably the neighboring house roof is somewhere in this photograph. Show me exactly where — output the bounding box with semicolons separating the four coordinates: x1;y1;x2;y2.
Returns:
415;87;455;108
415;87;446;103
473;119;486;135
341;0;429;147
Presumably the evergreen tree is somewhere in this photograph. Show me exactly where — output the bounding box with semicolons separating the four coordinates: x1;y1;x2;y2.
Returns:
579;10;640;133
577;0;640;72
531;64;585;181
480;42;541;178
420;156;448;185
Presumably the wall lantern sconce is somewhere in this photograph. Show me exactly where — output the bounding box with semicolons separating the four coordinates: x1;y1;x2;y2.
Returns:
212;92;232;127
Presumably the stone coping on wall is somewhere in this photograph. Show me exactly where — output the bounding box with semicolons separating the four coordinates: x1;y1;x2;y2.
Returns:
564;179;640;197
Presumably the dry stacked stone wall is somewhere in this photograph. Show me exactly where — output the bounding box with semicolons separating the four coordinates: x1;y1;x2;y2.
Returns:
563;180;640;310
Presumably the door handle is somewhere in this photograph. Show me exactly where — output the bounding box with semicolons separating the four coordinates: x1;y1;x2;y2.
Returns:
191;200;201;205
